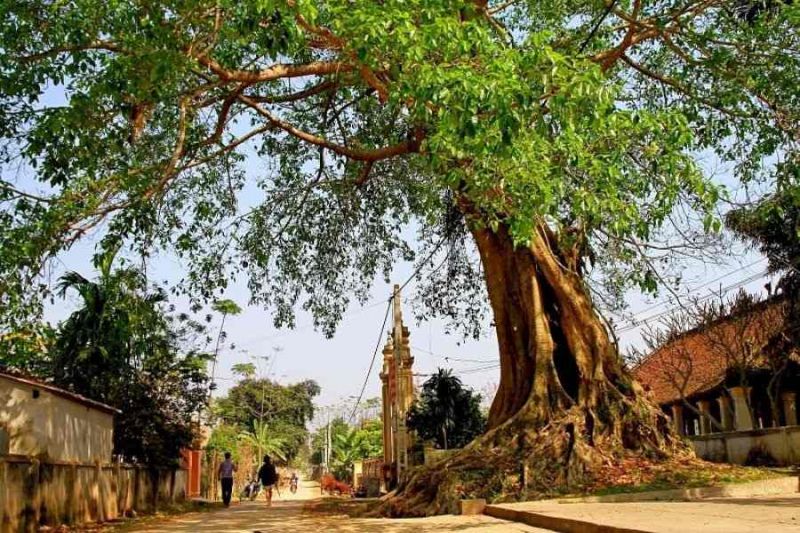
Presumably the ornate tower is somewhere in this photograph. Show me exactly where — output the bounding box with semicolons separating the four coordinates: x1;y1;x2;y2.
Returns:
380;284;416;485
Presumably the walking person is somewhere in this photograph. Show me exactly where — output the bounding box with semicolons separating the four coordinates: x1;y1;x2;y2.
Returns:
257;455;278;507
217;452;237;507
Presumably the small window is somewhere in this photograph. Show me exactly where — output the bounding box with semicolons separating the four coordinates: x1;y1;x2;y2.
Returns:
32;389;40;399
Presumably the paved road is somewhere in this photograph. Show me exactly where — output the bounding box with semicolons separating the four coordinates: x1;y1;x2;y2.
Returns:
123;481;550;532
492;493;800;533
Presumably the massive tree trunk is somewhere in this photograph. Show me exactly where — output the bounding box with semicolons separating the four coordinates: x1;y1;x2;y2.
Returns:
374;220;686;517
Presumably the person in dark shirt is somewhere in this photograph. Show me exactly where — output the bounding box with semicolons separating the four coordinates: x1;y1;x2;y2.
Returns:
257;455;278;507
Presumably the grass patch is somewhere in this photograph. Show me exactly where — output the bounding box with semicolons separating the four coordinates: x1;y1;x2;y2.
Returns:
574;457;787;498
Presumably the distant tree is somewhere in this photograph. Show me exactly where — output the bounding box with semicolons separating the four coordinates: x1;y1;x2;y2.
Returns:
238;420;288;462
208;299;242;393
205;423;241;461
0;323;54;376
407;369;486;450
49;252;210;465
214;377;320;461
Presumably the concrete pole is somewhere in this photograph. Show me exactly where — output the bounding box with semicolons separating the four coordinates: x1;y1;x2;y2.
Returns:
717;395;734;431
697;400;712;435
671;404;685;436
729;386;754;431
782;392;797;426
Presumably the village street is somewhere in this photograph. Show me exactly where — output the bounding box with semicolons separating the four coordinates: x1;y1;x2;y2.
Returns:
120;481;548;532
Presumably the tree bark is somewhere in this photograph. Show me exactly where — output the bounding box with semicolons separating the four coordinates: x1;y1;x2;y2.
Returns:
473;222;633;431
374;219;685;517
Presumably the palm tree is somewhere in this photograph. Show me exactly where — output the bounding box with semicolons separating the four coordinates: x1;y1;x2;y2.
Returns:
52;249;158;399
238;420;287;462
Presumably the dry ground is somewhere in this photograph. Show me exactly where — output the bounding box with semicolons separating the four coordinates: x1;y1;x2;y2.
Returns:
117;480;550;533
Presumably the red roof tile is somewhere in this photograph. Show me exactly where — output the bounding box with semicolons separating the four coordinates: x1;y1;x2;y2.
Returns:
632;298;786;405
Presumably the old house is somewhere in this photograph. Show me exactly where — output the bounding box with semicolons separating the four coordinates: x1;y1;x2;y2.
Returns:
0;369;119;463
632;296;800;465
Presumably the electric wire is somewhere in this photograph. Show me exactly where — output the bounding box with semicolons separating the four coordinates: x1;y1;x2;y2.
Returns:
347;299;392;424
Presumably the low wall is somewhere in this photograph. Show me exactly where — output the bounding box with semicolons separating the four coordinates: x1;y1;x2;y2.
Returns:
423;447;460;466
690;425;800;465
0;455;187;532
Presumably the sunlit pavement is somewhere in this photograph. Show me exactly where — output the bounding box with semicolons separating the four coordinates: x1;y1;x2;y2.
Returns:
122;481;550;532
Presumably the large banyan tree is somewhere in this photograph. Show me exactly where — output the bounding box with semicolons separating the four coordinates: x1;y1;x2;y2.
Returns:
2;0;798;513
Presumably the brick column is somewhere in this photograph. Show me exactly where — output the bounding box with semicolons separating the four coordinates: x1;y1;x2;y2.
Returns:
671;404;685;436
717;395;734;431
782;391;798;426
729;386;753;431
697;400;712;434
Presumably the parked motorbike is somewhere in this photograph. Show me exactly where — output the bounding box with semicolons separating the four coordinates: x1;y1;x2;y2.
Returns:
239;479;261;502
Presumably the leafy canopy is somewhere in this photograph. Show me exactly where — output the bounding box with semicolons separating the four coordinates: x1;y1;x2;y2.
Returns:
1;0;798;335
45;254;210;465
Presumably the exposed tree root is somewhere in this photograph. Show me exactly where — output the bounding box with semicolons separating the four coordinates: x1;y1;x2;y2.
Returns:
373;398;689;517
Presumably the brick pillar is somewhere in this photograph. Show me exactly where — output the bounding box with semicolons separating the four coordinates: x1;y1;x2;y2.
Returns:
671;404;685;436
697;400;712;434
782;391;798;426
717;395;734;431
380;337;394;468
729;386;753;431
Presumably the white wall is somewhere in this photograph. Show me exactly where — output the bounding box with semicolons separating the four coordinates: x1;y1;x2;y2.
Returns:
691;426;800;465
0;376;114;463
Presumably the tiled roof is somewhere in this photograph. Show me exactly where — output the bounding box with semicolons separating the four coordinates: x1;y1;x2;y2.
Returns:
632;297;786;405
0;367;121;415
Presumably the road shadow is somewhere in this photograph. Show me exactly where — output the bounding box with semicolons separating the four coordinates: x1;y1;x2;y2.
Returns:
123;499;532;533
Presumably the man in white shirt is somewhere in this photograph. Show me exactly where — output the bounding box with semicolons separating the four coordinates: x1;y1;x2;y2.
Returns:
217;452;237;506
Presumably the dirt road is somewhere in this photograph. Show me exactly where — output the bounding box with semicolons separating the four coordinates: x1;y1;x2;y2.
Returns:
123;481;550;532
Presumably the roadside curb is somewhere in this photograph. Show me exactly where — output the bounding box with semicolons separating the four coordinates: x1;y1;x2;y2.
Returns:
484;475;799;533
484;505;649;533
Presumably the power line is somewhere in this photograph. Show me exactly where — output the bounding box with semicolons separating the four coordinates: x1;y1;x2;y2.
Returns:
347;298;392;424
618;258;766;324
234;240;448;352
347;239;451;422
233;298;388;349
410;344;497;365
616;270;769;334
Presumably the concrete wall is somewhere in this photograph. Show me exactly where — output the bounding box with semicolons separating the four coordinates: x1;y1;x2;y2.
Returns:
691;425;800;465
423;446;460;466
0;455;187;532
0;377;114;463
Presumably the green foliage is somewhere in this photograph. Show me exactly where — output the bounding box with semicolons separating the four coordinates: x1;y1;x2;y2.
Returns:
2;0;797;339
407;368;486;450
214;377;320;461
313;417;383;482
0;323;54;375
212;299;243;317
205;423;242;461
46;253;210;465
238;420;288;462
